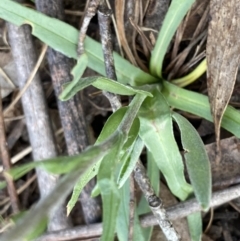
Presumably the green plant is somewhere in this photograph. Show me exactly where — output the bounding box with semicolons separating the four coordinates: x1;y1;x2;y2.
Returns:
0;1;240;241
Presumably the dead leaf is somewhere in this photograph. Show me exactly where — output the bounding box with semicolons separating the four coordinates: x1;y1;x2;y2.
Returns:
206;0;240;162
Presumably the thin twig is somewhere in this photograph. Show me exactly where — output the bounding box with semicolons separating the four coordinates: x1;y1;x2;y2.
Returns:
0;174;36;207
77;0;101;56
3;44;48;116
97;3;121;111
134;161;180;241
0;93;20;214
35;183;240;241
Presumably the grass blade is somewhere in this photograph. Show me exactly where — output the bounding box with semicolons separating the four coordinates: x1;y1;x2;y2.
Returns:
162;81;240;138
60;76;152;101
150;0;195;77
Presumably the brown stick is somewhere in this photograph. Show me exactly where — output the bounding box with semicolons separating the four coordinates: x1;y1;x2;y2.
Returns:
97;3;121;111
35;183;240;241
0;92;20;213
35;0;102;224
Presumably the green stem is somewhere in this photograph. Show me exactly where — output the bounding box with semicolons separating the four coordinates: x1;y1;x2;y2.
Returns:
162;81;240;138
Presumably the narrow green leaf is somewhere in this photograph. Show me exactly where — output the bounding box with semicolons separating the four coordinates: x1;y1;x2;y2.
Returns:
138;89;192;200
172;112;211;210
98;135;124;241
67;107;129;215
0;134;119;241
116;179;130;241
99;178;120;241
25;217;48;241
7;154;96;181
0;0;158;86
117;137;144;188
60;76;152;100
67;94;144;215
150;0;195;77
162;81;240;137
133;213;145;241
187;212;202;241
59;53;88;100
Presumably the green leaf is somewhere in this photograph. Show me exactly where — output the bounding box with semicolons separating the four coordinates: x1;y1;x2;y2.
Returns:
7;154;95;181
187;212;202;241
150;0;195;77
133;213;145;241
67;94;145;215
138;88;192;200
0;0;158;86
116;179;130;241
116;179;145;241
117;137;144;188
0;134;119;241
98;135;124;241
172;112;211;210
162;81;240;138
59;53;88;100
67;107;129;215
60;76;152;101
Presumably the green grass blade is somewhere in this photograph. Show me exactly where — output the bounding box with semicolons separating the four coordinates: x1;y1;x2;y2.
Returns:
116;179;130;241
0;0;158;86
60;76;152;101
138;89;192;200
150;0;195;77
98;135;124;241
117;137;144;188
187;212;202;241
162;81;240;137
172;112;211;210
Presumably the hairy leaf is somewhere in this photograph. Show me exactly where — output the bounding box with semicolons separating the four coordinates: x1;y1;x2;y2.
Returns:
187;212;202;241
172;112;211;210
138;88;192;200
